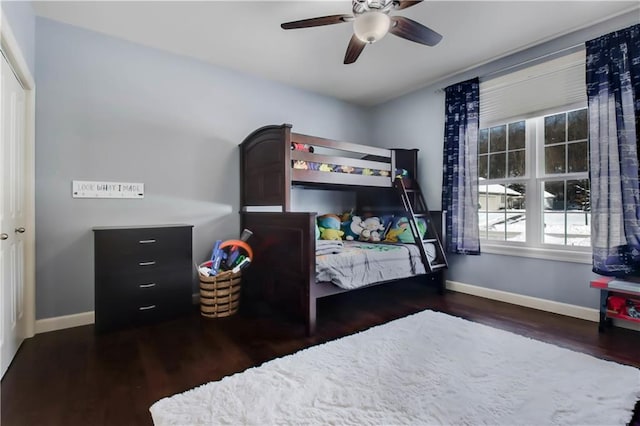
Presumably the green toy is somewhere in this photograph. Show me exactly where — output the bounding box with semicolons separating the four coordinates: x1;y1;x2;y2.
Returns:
387;217;427;243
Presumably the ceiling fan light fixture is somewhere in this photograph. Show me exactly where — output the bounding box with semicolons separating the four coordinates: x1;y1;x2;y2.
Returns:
353;11;390;44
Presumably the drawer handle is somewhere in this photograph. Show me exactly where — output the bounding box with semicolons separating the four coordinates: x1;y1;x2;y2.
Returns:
139;305;156;311
139;283;156;288
139;261;156;266
139;239;156;244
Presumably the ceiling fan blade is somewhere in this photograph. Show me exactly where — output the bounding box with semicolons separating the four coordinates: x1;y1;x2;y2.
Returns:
281;14;353;30
389;16;442;46
393;0;423;10
344;34;367;64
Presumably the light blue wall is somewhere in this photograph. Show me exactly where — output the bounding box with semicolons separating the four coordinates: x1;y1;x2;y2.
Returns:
34;18;371;319
1;0;36;75
368;10;640;310
32;9;639;319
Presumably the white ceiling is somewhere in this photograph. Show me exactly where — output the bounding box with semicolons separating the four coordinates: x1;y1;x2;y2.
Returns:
32;1;639;106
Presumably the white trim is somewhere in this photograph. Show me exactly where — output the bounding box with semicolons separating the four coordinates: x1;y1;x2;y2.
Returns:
446;280;640;332
1;12;36;339
480;243;591;264
479;109;591;259
34;295;200;334
31;286;640;334
446;279;598;321
35;312;95;334
613;319;640;332
0;14;35;89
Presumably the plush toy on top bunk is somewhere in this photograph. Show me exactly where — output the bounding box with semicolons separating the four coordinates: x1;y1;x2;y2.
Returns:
291;142;314;153
395;168;413;187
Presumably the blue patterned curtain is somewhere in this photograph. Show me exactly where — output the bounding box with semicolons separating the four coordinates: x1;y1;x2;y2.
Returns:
442;78;480;255
586;24;640;276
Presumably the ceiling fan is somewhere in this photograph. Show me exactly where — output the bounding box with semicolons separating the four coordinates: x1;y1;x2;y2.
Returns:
280;0;442;64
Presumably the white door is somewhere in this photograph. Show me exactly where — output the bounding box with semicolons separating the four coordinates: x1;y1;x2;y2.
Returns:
1;52;27;378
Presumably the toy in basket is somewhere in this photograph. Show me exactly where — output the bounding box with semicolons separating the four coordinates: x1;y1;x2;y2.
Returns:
198;230;253;318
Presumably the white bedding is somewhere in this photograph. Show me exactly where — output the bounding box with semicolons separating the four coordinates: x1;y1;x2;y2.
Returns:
315;241;434;289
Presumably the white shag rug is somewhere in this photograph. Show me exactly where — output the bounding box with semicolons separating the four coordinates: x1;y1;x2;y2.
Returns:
150;310;640;425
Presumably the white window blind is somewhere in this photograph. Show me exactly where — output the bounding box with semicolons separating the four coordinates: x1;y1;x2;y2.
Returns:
479;50;587;128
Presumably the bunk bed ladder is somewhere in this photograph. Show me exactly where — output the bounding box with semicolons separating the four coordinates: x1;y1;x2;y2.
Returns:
393;177;448;273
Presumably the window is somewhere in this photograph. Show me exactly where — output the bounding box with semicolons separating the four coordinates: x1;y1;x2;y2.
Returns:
478;121;528;242
541;109;590;247
477;49;590;261
477;107;590;250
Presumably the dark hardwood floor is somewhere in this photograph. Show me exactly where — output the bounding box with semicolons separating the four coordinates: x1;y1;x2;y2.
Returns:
2;279;639;426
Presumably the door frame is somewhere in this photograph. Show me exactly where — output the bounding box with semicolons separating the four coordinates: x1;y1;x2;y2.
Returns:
1;13;36;338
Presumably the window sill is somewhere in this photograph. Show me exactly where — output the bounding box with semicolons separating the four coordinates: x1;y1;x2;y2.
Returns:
480;242;591;264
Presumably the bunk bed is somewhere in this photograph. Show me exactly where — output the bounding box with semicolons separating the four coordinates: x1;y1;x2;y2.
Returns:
239;124;446;335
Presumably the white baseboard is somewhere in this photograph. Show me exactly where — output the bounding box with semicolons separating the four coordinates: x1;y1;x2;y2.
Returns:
446;280;640;332
34;297;201;334
35;311;94;334
32;284;640;334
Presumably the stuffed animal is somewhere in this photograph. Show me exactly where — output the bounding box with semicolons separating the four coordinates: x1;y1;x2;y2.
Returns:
342;215;365;241
387;217;427;243
395;168;409;179
319;228;344;240
319;163;334;172
317;214;344;240
384;227;405;243
291;142;314;153
318;214;341;230
339;210;353;222
359;217;385;242
383;217;408;243
293;160;308;170
360;229;380;242
401;218;427;243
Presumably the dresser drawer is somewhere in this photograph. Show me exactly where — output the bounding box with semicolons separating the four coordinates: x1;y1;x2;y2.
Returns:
96;255;191;276
94;226;192;270
96;266;190;303
94;288;191;333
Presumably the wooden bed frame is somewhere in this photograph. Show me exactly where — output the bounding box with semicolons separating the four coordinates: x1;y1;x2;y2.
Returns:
239;124;444;335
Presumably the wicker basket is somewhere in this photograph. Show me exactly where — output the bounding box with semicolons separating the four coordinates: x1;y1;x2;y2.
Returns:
199;270;242;318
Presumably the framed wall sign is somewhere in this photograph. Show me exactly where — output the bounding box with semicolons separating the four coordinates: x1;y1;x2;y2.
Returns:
72;180;144;199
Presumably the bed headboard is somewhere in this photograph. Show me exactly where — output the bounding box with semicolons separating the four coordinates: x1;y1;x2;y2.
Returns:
240;124;293;210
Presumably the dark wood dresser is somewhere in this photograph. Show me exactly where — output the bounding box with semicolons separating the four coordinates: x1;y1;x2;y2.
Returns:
93;224;193;333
